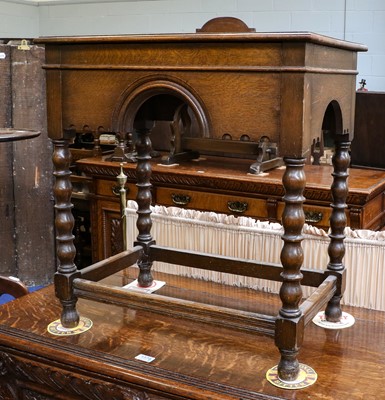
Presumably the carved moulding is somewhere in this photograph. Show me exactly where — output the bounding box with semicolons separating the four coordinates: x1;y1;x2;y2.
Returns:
0;351;163;400
77;162;372;207
79;163;286;197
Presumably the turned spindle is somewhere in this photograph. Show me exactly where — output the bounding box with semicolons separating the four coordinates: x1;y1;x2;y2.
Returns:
275;157;306;382
325;133;350;322
52;138;80;328
134;122;155;287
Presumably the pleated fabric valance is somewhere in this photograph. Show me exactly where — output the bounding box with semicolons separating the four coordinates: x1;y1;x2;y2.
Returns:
125;201;385;311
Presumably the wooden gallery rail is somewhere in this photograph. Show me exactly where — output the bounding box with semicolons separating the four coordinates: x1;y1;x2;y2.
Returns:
52;123;350;385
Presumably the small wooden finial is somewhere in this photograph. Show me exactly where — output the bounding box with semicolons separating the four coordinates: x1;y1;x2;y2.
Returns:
196;17;255;33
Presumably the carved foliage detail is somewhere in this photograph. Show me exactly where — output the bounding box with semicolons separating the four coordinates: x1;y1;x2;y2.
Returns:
79;163;368;205
111;216;124;255
23;390;51;400
0;352;156;400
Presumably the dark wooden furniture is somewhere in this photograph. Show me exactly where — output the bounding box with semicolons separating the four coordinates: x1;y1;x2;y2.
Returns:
0;43;55;287
68;129;117;268
0;274;384;399
34;18;367;384
0;129;41;296
77;156;385;261
351;91;385;169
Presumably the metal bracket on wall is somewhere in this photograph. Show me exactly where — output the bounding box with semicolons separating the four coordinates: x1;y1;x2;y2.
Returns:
17;40;30;51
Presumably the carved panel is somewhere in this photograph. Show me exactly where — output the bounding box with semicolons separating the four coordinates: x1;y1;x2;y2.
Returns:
0;380;18;400
101;205;122;259
0;352;167;400
23;390;52;400
111;216;124;256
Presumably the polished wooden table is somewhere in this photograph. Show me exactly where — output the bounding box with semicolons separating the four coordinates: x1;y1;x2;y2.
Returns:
0;268;383;400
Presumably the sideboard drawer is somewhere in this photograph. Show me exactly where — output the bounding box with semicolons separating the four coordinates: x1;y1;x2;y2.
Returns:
302;204;332;228
156;188;336;228
156;187;269;219
96;180;336;228
95;179;137;199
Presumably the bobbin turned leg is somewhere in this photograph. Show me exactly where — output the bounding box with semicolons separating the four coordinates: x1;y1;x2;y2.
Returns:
52;137;80;328
275;157;306;382
325;133;350;322
134;121;155;287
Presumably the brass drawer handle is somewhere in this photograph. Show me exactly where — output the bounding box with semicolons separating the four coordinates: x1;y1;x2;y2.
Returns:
304;210;323;224
112;184;129;196
171;193;191;206
228;200;248;214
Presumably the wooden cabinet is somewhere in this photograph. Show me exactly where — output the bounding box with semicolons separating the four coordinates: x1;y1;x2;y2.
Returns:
34;15;368;268
77;156;385;262
351;91;385;169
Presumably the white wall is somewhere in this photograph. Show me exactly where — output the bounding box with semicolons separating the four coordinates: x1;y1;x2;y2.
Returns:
0;1;39;38
37;0;347;37
344;0;385;91
1;0;384;91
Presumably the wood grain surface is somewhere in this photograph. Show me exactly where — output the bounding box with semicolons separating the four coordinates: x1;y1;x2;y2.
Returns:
0;271;383;399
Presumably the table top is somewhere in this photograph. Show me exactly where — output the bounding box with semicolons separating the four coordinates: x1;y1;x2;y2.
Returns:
78;155;385;201
0;269;384;399
0;128;40;142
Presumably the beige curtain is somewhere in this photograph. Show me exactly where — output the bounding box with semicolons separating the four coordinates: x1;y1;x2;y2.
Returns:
125;201;385;311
